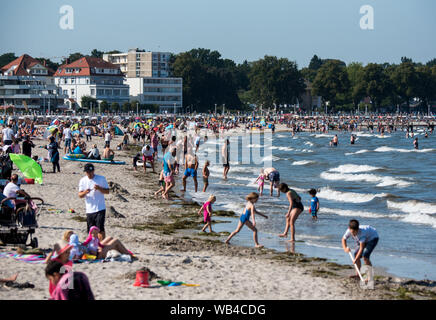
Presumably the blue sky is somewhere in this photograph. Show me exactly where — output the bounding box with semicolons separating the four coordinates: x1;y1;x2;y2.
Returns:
1;0;435;67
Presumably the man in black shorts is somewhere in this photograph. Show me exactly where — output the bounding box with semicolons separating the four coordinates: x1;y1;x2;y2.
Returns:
222;138;230;179
78;163;109;240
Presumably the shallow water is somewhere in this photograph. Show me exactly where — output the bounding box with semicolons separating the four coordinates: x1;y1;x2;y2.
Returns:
185;129;436;281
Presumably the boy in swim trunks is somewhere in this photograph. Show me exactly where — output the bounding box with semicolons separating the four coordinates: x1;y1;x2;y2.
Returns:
154;170;166;197
182;152;198;192
225;192;268;248
202;160;210;192
342;219;379;279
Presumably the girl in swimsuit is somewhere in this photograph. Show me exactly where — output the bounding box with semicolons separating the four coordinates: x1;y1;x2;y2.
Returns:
255;169;265;196
225;192;268;248
198;195;216;233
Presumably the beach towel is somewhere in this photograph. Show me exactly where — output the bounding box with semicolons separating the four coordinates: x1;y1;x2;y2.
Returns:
0;252;45;264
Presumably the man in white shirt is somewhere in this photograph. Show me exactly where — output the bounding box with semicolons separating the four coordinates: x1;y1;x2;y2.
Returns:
342;219;379;278
78;163;109;239
63;127;72;154
2;124;14;146
3;174;31;208
104;130;112;148
141;144;155;173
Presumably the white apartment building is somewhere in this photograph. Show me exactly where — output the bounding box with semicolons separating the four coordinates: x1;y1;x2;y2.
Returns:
54;56;129;108
0;54;67;110
103;49;171;78
125;77;182;113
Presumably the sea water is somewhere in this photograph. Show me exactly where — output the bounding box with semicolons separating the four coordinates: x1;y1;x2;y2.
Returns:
184;130;436;281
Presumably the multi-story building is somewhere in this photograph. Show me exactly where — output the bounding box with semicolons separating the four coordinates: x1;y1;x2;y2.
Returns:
54;56;129;108
300;80;322;111
0;54;67;111
103;48;171;78
125;77;183;113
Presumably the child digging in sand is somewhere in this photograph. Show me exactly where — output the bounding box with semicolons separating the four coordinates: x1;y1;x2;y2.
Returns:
198;195;216;232
225;192;268;248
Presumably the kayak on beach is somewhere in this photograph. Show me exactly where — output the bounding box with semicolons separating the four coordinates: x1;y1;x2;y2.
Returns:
62;156;126;165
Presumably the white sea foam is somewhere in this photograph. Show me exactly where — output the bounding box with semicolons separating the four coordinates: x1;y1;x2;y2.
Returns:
345;149;370;156
321;207;387;219
304;141;314;147
397;212;436;229
313;134;334;138
292;160;315;166
320;172;412;187
262;155;281;162
317;187;387;203
328;164;381;174
270;146;295;152
375;146;435;153
387;200;436;215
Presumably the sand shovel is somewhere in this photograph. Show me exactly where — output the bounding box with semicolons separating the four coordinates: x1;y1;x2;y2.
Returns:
348;251;365;282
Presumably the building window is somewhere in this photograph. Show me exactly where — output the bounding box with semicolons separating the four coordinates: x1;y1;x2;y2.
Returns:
91;89;95;95
71;89;75;95
71;78;75;84
63;90;67;95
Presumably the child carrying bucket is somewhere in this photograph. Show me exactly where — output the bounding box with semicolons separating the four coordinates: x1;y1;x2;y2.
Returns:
198;195;216;232
225;192;268;248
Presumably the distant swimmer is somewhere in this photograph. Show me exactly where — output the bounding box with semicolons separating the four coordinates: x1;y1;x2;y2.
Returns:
330;134;338;147
350;134;356;145
413;137;419;150
424;132;428;138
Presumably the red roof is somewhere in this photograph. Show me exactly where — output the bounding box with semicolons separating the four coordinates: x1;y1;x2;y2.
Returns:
54;56;121;77
0;54;54;76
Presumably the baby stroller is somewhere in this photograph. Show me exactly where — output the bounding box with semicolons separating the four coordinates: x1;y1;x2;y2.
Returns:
0;196;44;248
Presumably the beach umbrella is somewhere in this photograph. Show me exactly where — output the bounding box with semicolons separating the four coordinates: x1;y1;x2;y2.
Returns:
43;125;58;139
9;154;43;184
71;123;79;131
51;118;60;126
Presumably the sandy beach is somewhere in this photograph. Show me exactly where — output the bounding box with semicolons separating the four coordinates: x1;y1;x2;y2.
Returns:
0;131;435;300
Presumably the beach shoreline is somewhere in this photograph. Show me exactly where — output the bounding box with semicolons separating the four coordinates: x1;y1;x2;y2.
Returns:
0;133;435;300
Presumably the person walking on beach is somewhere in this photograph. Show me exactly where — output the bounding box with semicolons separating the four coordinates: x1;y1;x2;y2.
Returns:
222;138;230;179
46;136;60;173
278;183;304;242
63;125;72;154
342;219;379;279
104;130;112;148
202;160;210;192
85;127;92;142
162;147;177;200
198;195;216;233
225;192;268;248
22;135;35;158
181;151;198;192
78;163;109;240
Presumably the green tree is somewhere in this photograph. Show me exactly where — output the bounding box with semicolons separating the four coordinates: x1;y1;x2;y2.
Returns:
361;63;392;111
312;60;350;110
347;62;366;109
415;65;436;109
111;102;120;113
105;50;122;54
390;61;418;112
0;53;17;68
426;58;436;68
91;49;104;58
171;48;242;112
249;56;306;108
122;102;131;113
62;52;84;65
100;100;109;113
81;96;98;109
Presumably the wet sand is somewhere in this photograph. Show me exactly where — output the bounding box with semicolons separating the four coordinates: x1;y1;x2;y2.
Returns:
0;131;435;300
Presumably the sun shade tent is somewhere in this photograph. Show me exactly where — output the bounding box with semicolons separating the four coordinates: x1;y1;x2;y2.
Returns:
9;154;43;184
114;125;124;136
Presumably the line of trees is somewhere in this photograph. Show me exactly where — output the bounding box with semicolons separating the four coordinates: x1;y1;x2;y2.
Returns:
2;50;436;113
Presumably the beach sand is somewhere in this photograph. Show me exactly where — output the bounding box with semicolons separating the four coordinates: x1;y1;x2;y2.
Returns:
0;131;435;300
